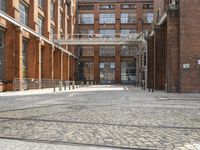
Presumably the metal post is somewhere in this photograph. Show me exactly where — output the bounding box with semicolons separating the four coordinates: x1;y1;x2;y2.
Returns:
69;81;71;90
53;81;56;92
59;81;62;91
72;81;75;89
64;81;66;90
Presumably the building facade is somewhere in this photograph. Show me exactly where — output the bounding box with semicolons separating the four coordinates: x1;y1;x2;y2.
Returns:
77;0;154;84
147;0;200;93
0;0;77;91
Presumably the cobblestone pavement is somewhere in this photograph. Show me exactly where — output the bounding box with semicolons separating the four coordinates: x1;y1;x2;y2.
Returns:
0;85;200;150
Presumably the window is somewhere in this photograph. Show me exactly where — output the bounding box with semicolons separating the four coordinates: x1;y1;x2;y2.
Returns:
78;29;94;38
121;13;136;24
0;30;5;80
50;0;55;20
121;4;137;9
99;46;115;56
38;16;44;35
121;29;136;38
78;46;94;57
66;3;69;16
50;26;55;41
38;0;44;9
100;14;115;24
60;10;63;29
78;5;94;10
143;13;153;23
121;46;138;56
100;30;115;38
143;4;154;9
19;2;29;26
22;39;28;78
79;29;94;35
100;5;114;10
0;0;6;12
78;14;94;24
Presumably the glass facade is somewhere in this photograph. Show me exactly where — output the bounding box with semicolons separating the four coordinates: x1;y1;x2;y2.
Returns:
19;2;29;26
143;13;154;23
0;30;4;80
121;62;136;84
78;14;94;24
99;30;115;38
99;46;115;56
0;0;6;12
121;13;136;24
100;14;115;24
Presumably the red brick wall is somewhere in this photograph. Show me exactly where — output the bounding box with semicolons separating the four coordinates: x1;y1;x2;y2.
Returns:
147;36;154;88
154;25;166;90
166;8;180;92
179;0;200;92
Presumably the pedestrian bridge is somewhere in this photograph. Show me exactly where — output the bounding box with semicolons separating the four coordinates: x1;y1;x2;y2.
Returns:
54;33;145;46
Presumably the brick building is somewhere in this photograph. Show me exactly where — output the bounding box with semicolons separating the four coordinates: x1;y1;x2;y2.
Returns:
147;0;200;93
77;0;154;84
0;0;77;91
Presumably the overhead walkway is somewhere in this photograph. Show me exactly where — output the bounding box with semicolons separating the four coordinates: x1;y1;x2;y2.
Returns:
54;33;145;46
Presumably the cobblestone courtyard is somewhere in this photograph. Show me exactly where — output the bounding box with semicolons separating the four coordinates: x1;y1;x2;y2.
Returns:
0;85;200;150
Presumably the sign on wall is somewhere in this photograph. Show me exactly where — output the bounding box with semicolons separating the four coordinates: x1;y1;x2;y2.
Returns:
183;64;190;69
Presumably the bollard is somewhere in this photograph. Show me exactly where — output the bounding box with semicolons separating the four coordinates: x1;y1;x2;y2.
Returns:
59;81;62;91
91;81;93;85
81;81;83;87
86;81;89;87
53;81;56;92
64;81;67;90
76;81;78;89
69;82;71;90
72;81;75;89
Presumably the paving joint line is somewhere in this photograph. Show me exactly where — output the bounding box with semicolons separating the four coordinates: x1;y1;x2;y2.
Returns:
0;117;200;130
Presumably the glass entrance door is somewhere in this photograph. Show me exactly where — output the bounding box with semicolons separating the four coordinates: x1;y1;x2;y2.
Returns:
121;61;136;84
100;62;115;84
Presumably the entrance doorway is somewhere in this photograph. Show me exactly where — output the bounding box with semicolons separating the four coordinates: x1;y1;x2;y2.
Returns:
121;61;136;84
100;62;115;84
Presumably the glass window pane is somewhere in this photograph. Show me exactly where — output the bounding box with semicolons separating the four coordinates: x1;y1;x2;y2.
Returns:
100;14;115;24
78;14;94;24
0;0;6;12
